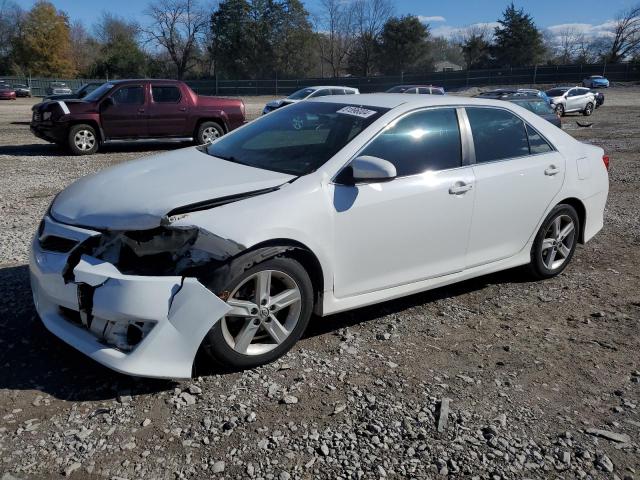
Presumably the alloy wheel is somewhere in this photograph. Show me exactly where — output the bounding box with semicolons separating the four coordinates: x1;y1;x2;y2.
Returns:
74;130;96;151
220;270;302;356
540;214;576;270
202;126;221;144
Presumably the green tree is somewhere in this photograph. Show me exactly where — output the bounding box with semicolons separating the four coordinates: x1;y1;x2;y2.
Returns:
492;3;544;67
92;13;146;78
211;0;252;78
376;15;430;75
461;33;492;69
14;0;76;76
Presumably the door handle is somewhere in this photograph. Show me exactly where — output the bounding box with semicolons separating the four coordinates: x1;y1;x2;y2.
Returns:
544;165;560;176
179;107;187;112
449;181;473;195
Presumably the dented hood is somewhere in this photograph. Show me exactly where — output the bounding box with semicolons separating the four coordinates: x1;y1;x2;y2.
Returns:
51;147;294;230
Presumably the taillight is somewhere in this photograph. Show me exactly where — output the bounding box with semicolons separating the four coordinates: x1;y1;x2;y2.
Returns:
240;101;245;117
602;154;610;170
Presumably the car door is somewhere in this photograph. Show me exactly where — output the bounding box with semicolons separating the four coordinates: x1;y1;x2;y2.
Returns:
147;84;189;137
100;84;147;139
464;107;565;268
565;88;582;112
332;107;475;298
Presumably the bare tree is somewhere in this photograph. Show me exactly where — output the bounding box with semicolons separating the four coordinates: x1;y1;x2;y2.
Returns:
555;27;582;63
144;0;208;79
606;4;640;62
0;0;23;64
350;0;393;76
317;0;356;77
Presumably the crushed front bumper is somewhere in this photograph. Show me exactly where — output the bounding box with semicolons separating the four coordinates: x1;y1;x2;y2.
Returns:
29;218;231;379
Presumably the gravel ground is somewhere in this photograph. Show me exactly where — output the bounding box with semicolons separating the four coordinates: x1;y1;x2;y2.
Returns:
0;89;639;480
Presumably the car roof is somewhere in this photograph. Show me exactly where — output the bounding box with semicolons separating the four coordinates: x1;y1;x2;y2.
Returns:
310;93;533;110
306;85;358;90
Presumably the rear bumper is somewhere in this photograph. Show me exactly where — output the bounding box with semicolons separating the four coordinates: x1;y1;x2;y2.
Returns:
29;218;231;379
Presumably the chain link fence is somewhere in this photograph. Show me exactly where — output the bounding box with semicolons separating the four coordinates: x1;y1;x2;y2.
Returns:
1;63;638;97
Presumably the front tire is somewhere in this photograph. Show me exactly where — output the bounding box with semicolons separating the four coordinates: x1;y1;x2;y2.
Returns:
583;102;594;116
204;256;314;369
529;204;579;279
196;121;224;145
68;124;98;155
555;104;565;117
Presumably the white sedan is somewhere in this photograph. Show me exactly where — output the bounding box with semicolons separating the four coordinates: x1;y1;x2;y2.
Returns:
30;94;609;378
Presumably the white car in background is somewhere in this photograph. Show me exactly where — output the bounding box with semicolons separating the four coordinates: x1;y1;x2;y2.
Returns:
30;94;609;378
262;86;359;114
545;86;596;116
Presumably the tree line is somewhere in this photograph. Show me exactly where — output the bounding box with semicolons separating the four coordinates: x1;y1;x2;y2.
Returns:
0;0;638;80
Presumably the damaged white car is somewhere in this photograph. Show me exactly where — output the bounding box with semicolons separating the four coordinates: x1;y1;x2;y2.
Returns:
30;94;609;379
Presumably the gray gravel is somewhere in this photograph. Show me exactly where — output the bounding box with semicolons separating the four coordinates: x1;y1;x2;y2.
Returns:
0;90;639;479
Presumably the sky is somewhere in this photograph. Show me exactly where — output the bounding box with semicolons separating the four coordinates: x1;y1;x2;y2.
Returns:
21;0;634;39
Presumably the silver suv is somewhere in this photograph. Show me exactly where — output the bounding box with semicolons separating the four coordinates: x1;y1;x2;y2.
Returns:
545;86;595;116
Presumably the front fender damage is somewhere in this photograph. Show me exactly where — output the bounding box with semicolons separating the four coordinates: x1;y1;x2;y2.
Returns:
59;224;298;377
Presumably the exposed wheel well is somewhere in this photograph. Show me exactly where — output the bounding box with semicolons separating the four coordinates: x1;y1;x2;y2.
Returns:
557;197;586;243
240;239;325;304
194;118;226;138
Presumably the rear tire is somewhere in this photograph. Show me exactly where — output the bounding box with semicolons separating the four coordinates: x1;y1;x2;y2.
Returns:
583;102;594;116
68;124;98;155
528;204;579;280
204;256;314;369
196;121;224;145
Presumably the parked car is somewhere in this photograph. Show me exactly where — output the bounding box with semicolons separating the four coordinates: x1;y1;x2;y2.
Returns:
46;82;73;96
46;82;103;101
31;79;246;155
545;87;596;116
262;86;359;114
0;84;16;99
477;88;550;103
0;84;16;100
590;89;605;108
386;85;445;95
474;92;561;127
582;75;609;88
13;84;32;97
30;93;609;378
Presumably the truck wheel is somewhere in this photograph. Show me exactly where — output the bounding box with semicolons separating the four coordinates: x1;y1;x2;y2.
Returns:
196;122;224;145
68;124;98;155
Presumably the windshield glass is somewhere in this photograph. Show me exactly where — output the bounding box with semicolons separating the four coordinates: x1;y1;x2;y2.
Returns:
83;83;115;101
513;100;555;115
546;88;568;97
287;88;315;100
206;102;389;176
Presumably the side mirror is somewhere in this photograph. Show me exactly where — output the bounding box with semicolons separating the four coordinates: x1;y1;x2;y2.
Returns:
101;97;114;110
337;155;397;185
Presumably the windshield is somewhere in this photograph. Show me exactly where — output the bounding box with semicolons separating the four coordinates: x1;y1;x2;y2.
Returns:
512;100;555;115
546;88;568;97
206;102;389;176
83;83;115;102
287;88;315;100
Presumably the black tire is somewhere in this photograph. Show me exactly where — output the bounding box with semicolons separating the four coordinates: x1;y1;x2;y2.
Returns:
67;124;99;155
555;104;565;117
529;204;580;280
583;102;594;116
196;121;224;145
204;256;314;369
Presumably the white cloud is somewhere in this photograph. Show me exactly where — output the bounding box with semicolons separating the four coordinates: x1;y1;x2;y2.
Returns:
545;21;617;40
431;22;499;39
418;15;446;23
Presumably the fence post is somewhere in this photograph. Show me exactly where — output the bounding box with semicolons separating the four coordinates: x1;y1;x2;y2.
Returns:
603;62;607;76
215;75;218;95
275;72;278;96
533;64;537;86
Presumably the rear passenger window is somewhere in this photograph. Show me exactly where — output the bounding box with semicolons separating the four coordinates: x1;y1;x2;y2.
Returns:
152;86;181;103
360;108;462;176
466;108;529;163
111;86;144;105
526;124;552;154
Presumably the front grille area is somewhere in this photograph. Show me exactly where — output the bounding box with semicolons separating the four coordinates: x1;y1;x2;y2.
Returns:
32;112;41;122
39;235;79;253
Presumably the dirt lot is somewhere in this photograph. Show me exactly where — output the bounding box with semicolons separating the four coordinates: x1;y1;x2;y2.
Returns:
0;89;639;480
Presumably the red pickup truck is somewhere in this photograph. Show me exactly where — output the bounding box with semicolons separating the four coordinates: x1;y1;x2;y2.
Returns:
30;79;246;155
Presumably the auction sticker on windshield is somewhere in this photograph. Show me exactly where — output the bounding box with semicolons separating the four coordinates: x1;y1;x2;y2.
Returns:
337;106;377;118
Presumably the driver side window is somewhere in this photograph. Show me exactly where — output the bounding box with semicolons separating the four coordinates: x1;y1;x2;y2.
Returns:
359;108;462;176
111;86;144;105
